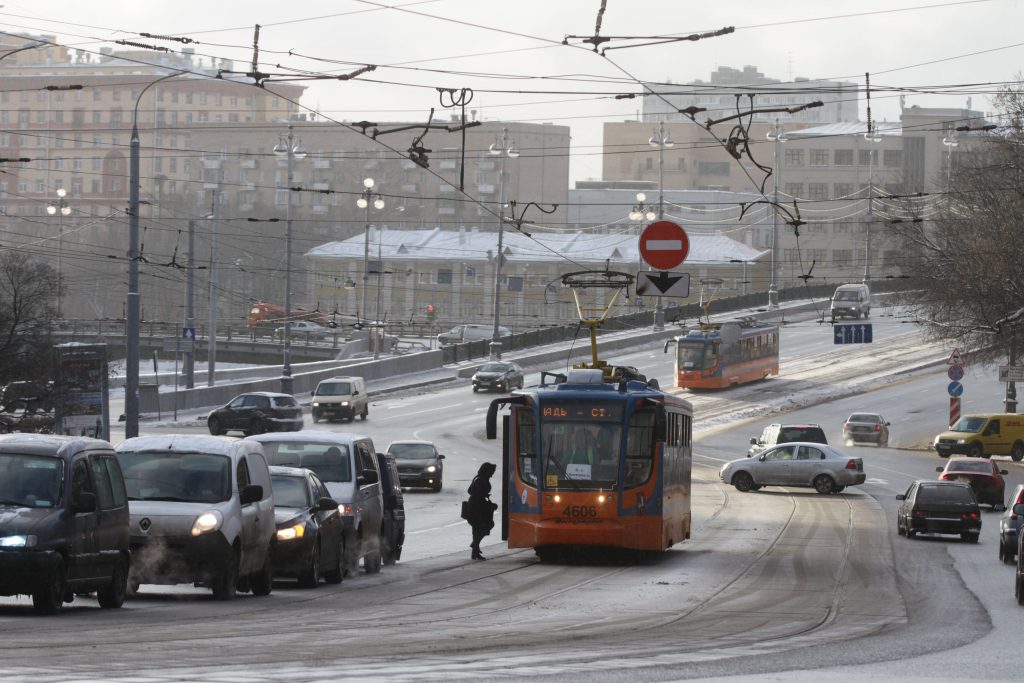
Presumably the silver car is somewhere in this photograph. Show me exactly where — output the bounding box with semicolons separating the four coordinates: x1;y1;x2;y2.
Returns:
720;441;866;494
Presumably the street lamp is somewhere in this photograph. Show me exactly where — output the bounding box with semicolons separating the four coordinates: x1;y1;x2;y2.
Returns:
357;178;385;356
862;127;882;287
489;127;519;360
766;121;787;309
273;124;307;395
628;192;656;225
46;187;71;318
648;122;674;330
942;129;959;189
126;69;184;438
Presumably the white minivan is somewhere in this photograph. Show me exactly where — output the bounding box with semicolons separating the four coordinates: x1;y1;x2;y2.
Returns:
437;324;510;345
311;376;368;423
830;283;871;319
114;435;276;600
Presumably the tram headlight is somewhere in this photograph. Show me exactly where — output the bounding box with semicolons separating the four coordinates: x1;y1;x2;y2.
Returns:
553;494;562;503
597;494;607;504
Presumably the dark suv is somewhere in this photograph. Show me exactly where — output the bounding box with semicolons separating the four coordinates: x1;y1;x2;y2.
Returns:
0;434;130;614
207;392;304;436
374;452;405;565
749;423;828;457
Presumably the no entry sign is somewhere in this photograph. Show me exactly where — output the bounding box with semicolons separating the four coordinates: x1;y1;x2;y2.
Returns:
639;220;689;271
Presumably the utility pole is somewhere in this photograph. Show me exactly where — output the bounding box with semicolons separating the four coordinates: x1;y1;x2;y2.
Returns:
206;191;219;388
185;219;195;388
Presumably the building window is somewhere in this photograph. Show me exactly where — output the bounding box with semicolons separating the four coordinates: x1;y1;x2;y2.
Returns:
833;183;854;199
698;161;730;176
884;150;902;167
834;149;854;166
833;249;853;266
437;268;453;284
858;149;876;166
783;183;804;199
810;149;829;166
784;148;804;167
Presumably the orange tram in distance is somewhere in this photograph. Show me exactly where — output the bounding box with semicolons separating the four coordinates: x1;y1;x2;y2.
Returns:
486;368;693;561
664;317;780;390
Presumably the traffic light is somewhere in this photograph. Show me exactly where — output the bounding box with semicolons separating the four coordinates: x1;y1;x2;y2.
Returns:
426;304;436;322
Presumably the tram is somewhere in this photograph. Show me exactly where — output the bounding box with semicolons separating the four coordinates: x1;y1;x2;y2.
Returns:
664;317;779;389
486;369;692;558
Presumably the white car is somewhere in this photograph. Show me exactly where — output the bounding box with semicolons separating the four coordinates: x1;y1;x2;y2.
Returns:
720;441;866;494
276;321;331;337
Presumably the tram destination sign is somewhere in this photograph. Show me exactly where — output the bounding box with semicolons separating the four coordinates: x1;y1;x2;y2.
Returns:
541;402;624;422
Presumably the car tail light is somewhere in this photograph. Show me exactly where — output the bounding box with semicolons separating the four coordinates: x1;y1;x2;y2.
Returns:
1011;513;1018;521
875;425;882;431
913;510;925;517
939;473;951;481
843;423;850;430
961;511;979;520
845;459;858;470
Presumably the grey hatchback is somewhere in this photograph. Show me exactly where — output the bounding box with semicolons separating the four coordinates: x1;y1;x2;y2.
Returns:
721;442;866;494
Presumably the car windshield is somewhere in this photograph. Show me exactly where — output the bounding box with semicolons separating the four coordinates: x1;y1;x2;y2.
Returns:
779;426;827;443
950;417;986;433
271;475;310;508
116;451;231;503
0;454;63;508
849;414;881;423
478;363;509;373
388;443;436;459
834;291;858;301
948;461;993;474
316;382;352;396
918;485;975;504
259;442;352;483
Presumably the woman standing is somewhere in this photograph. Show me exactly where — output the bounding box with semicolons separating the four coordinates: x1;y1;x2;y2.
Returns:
466;462;498;560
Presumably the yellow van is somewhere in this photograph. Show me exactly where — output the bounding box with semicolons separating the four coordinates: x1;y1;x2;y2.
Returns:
933;413;1024;461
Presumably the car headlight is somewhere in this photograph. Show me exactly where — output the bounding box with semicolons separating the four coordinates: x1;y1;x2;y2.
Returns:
276;523;305;541
341;401;350;407
0;534;37;548
957;439;967;445
312;401;320;407
190;510;223;537
425;465;437;473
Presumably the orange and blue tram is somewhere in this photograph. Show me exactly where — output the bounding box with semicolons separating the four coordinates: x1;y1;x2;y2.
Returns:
665;317;780;389
486;368;693;559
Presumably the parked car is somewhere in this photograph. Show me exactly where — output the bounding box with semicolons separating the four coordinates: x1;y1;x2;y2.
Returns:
1017;533;1024;605
935;457;1007;508
897;480;981;542
437;324;509;345
830;283;871;319
842;412;890;447
115;435;276;599
471;361;524;393
0;381;54;414
386;440;445;492
999;484;1024;564
268;465;344;588
249;431;385;576
933;413;1024;460
207;392;303;436
0;433;130;614
311;377;368;423
720;442;865;494
276;321;332;338
748;423;827;457
374;451;406;566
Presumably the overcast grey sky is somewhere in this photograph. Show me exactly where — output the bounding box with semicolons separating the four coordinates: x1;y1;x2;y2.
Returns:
6;0;1022;182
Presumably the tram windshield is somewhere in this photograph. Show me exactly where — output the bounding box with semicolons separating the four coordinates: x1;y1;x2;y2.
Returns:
677;341;716;371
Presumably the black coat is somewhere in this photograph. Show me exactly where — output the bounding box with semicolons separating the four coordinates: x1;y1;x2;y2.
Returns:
467;463;497;533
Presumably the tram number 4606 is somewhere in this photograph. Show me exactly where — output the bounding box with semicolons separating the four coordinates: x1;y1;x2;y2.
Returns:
563;505;597;518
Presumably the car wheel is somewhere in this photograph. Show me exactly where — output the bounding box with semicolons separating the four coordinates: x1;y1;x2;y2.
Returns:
968;443;983;458
813;474;836;495
97;556;128;609
312;412;320;424
248;418;266;436
211;550;238;600
472;386;479;393
433;479;443;493
897;516;905;536
1012;442;1024;462
732;471;755;493
207;416;223;436
1002;542;1016;565
906;517;917;538
32;558;65;615
250;549;273;596
360;406;368;421
298;539;321;589
833;486;846;494
880;439;888;448
364;549;382;574
1017;571;1024;606
323;538;344;584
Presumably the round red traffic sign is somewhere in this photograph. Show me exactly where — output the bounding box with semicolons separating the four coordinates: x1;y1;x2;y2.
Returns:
639;220;689;271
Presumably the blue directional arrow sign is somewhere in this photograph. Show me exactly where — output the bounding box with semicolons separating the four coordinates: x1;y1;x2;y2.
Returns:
947;381;964;397
833;323;873;344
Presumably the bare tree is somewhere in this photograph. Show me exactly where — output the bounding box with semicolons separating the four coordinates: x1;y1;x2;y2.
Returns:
890;80;1024;370
0;251;59;385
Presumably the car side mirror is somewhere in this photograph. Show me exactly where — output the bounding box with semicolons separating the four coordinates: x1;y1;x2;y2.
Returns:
358;470;379;486
750;437;757;445
935;466;943;472
240;484;263;505
439;454;446;460
72;491;97;513
896;494;906;501
317;496;338;512
1000;470;1009;475
758;454;766;462
1014;503;1024;515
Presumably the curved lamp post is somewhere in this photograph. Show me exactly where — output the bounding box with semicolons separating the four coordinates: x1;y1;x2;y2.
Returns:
489;128;519;360
358;177;385;355
273;125;307;395
47;188;72;318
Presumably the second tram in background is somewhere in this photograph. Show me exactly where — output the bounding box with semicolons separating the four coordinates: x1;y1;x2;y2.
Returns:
665;317;779;390
486;368;693;561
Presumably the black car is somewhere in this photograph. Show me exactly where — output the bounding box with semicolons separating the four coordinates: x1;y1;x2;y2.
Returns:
1000;484;1024;564
471;362;525;393
269;466;344;588
748;423;827;457
897;480;981;542
207;392;304;436
386;440;445;492
0;434;130;614
374;452;406;565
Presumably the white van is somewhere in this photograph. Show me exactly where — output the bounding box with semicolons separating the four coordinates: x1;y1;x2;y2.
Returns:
248;431;387;574
831;283;871;319
437;324;510;345
114;435;276;600
311;376;368;423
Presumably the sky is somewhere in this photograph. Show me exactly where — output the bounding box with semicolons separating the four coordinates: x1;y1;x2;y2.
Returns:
4;0;1023;183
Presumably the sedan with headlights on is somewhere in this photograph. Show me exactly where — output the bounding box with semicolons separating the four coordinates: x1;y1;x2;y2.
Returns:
386;440;445;492
720;442;865;494
269;466;344;588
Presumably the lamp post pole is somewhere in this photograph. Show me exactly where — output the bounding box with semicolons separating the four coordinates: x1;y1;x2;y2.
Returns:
273;124;306;395
766;121;785;309
942;128;958;191
126;70;183;438
863;126;881;287
648;121;673;330
206;193;220;388
489;127;519;361
46;188;71;318
357;178;384;354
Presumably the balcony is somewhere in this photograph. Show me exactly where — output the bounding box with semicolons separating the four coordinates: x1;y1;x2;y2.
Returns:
239;203;254;211
439;160;457;170
438;185;454;193
478;161;496;171
313;158;331;169
438;207;455;215
202;159;221;170
312;182;329;191
313;205;329;214
477;184;495;194
239;159;257;169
